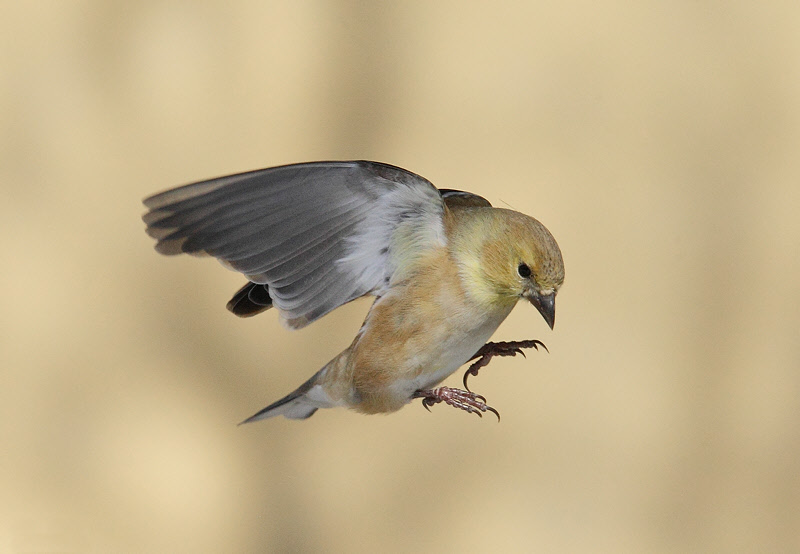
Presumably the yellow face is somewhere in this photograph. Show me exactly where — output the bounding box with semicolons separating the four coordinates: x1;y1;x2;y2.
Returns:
453;208;564;326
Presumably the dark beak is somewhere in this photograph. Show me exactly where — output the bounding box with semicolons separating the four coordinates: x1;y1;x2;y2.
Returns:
529;292;556;329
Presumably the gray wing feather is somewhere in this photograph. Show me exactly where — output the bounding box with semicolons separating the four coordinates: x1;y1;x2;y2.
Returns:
143;161;445;328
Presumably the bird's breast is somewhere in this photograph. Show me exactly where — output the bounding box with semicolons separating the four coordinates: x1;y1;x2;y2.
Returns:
347;252;516;413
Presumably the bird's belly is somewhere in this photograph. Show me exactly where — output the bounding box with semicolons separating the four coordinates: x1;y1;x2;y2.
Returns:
347;262;517;414
387;309;512;402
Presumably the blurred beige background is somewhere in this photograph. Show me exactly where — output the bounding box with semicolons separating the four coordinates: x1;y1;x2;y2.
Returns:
2;2;799;552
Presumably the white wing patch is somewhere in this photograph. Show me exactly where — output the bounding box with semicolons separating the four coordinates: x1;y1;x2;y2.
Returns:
337;182;446;294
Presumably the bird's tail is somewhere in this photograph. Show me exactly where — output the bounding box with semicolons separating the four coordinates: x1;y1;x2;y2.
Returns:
238;369;324;424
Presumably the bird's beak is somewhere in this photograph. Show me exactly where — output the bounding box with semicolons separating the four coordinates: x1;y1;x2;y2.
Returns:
528;291;556;329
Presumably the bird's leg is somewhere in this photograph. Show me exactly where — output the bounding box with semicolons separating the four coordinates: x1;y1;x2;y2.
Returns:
463;340;548;392
413;387;500;421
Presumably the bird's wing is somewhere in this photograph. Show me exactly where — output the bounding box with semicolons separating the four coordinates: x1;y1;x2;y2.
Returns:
439;189;492;208
143;161;446;328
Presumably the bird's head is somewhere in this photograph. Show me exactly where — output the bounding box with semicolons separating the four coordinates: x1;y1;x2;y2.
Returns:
454;208;565;328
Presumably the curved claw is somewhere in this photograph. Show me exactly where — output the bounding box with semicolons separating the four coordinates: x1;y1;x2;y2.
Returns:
463;340;548;391
416;387;502;422
463;371;476;392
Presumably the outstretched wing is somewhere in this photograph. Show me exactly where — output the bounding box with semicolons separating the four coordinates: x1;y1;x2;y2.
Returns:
143;161;446;328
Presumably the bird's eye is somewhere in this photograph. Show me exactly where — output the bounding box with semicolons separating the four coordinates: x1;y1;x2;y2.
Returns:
517;263;532;278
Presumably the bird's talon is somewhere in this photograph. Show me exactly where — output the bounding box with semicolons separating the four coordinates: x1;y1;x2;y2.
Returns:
461;339;547;390
415;387;499;421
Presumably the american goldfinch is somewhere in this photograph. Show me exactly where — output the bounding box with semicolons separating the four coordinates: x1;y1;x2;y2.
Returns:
143;161;564;421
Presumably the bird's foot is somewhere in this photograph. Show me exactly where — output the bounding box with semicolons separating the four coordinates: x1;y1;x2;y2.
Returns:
413;387;500;421
463;339;548;392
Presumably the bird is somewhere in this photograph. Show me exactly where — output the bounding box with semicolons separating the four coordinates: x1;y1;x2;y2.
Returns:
142;161;564;422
